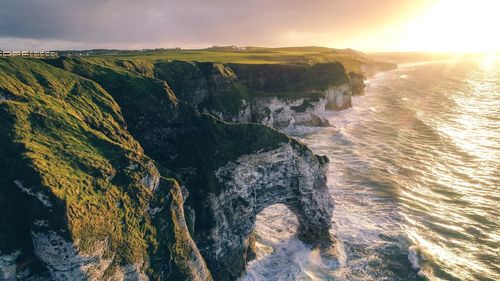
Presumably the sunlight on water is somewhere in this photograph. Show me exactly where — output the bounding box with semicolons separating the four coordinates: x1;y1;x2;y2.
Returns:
243;60;500;281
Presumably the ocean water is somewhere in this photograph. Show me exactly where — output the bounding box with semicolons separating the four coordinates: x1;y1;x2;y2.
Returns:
241;58;500;281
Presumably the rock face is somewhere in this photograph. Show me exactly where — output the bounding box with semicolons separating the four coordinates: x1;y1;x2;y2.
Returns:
206;143;333;280
31;231;115;280
249;96;330;127
324;83;353;110
349;72;366;96
108;60;355;129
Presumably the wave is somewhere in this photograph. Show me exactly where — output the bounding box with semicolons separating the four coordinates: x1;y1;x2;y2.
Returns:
243;60;500;281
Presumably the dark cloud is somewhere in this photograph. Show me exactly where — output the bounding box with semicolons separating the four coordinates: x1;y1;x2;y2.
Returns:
0;0;432;50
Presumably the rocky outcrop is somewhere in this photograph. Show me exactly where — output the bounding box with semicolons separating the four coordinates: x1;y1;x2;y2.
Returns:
205;143;333;280
349;72;366;96
31;231;116;280
150;179;213;281
324;83;353;110
203;62;353;126
0;59;212;281
249;95;330;127
0;251;20;281
111;60;354;129
42;57;335;280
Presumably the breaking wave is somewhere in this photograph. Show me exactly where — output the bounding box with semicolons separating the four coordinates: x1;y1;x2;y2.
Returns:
242;58;500;281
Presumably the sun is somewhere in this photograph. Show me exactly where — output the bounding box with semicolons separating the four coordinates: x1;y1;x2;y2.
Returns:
397;0;500;53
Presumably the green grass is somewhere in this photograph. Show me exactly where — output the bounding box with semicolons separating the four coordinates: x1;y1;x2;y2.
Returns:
0;57;167;275
71;46;393;74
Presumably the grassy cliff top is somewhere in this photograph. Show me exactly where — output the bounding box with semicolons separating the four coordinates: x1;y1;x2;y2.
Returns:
62;46;394;74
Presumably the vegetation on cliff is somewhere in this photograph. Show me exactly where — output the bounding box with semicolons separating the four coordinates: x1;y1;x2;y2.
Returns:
49;56;356;122
0;58;209;280
71;46;395;74
0;48;394;280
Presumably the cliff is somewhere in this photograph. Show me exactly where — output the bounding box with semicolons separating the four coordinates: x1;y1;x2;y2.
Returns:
81;58;367;129
0;49;394;280
0;58;211;281
54;46;400;131
0;57;335;281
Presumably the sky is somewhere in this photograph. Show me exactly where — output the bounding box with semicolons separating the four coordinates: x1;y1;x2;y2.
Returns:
0;0;498;52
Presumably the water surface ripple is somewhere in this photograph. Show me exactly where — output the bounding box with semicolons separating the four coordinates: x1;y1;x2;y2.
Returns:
242;59;500;281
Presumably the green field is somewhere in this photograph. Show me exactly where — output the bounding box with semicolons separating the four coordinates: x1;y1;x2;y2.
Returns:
61;46;395;74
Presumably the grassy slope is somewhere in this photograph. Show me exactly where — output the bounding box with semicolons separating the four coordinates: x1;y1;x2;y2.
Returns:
0;57;150;259
0;58;203;279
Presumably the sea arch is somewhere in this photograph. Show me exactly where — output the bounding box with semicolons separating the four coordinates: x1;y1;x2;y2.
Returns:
194;143;334;280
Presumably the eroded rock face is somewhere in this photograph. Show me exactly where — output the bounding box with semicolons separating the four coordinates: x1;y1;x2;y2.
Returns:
325;83;353;110
122;61;352;129
0;251;20;281
213;95;331;128
93;57;394;130
252;96;330;127
198;143;334;280
150;180;213;281
212;82;354;128
32;231;114;280
349;72;366;96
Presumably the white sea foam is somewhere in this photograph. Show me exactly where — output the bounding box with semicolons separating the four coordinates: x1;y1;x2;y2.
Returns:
244;60;500;281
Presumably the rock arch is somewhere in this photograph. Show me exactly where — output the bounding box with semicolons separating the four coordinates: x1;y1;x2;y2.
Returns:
253;203;300;239
196;143;334;280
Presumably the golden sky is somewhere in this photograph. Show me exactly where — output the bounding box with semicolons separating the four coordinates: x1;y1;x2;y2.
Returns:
340;0;500;53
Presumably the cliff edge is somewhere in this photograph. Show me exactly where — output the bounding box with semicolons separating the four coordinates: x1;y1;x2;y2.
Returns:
1;57;335;281
1;49;394;280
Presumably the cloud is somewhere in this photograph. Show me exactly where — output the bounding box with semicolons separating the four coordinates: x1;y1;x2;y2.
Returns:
0;0;432;50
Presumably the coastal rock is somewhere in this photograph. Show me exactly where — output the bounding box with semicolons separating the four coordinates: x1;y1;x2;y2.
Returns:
324;83;353;110
31;231;113;280
198;143;334;280
349;72;366;96
250;96;330;128
316;154;330;167
227;62;351;125
111;60;352;128
0;251;20;281
150;180;213;281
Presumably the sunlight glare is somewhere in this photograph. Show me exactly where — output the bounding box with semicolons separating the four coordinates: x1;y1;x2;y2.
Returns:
398;0;500;53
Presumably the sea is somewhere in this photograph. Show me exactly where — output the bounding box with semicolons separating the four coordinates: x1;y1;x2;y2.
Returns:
241;57;500;281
